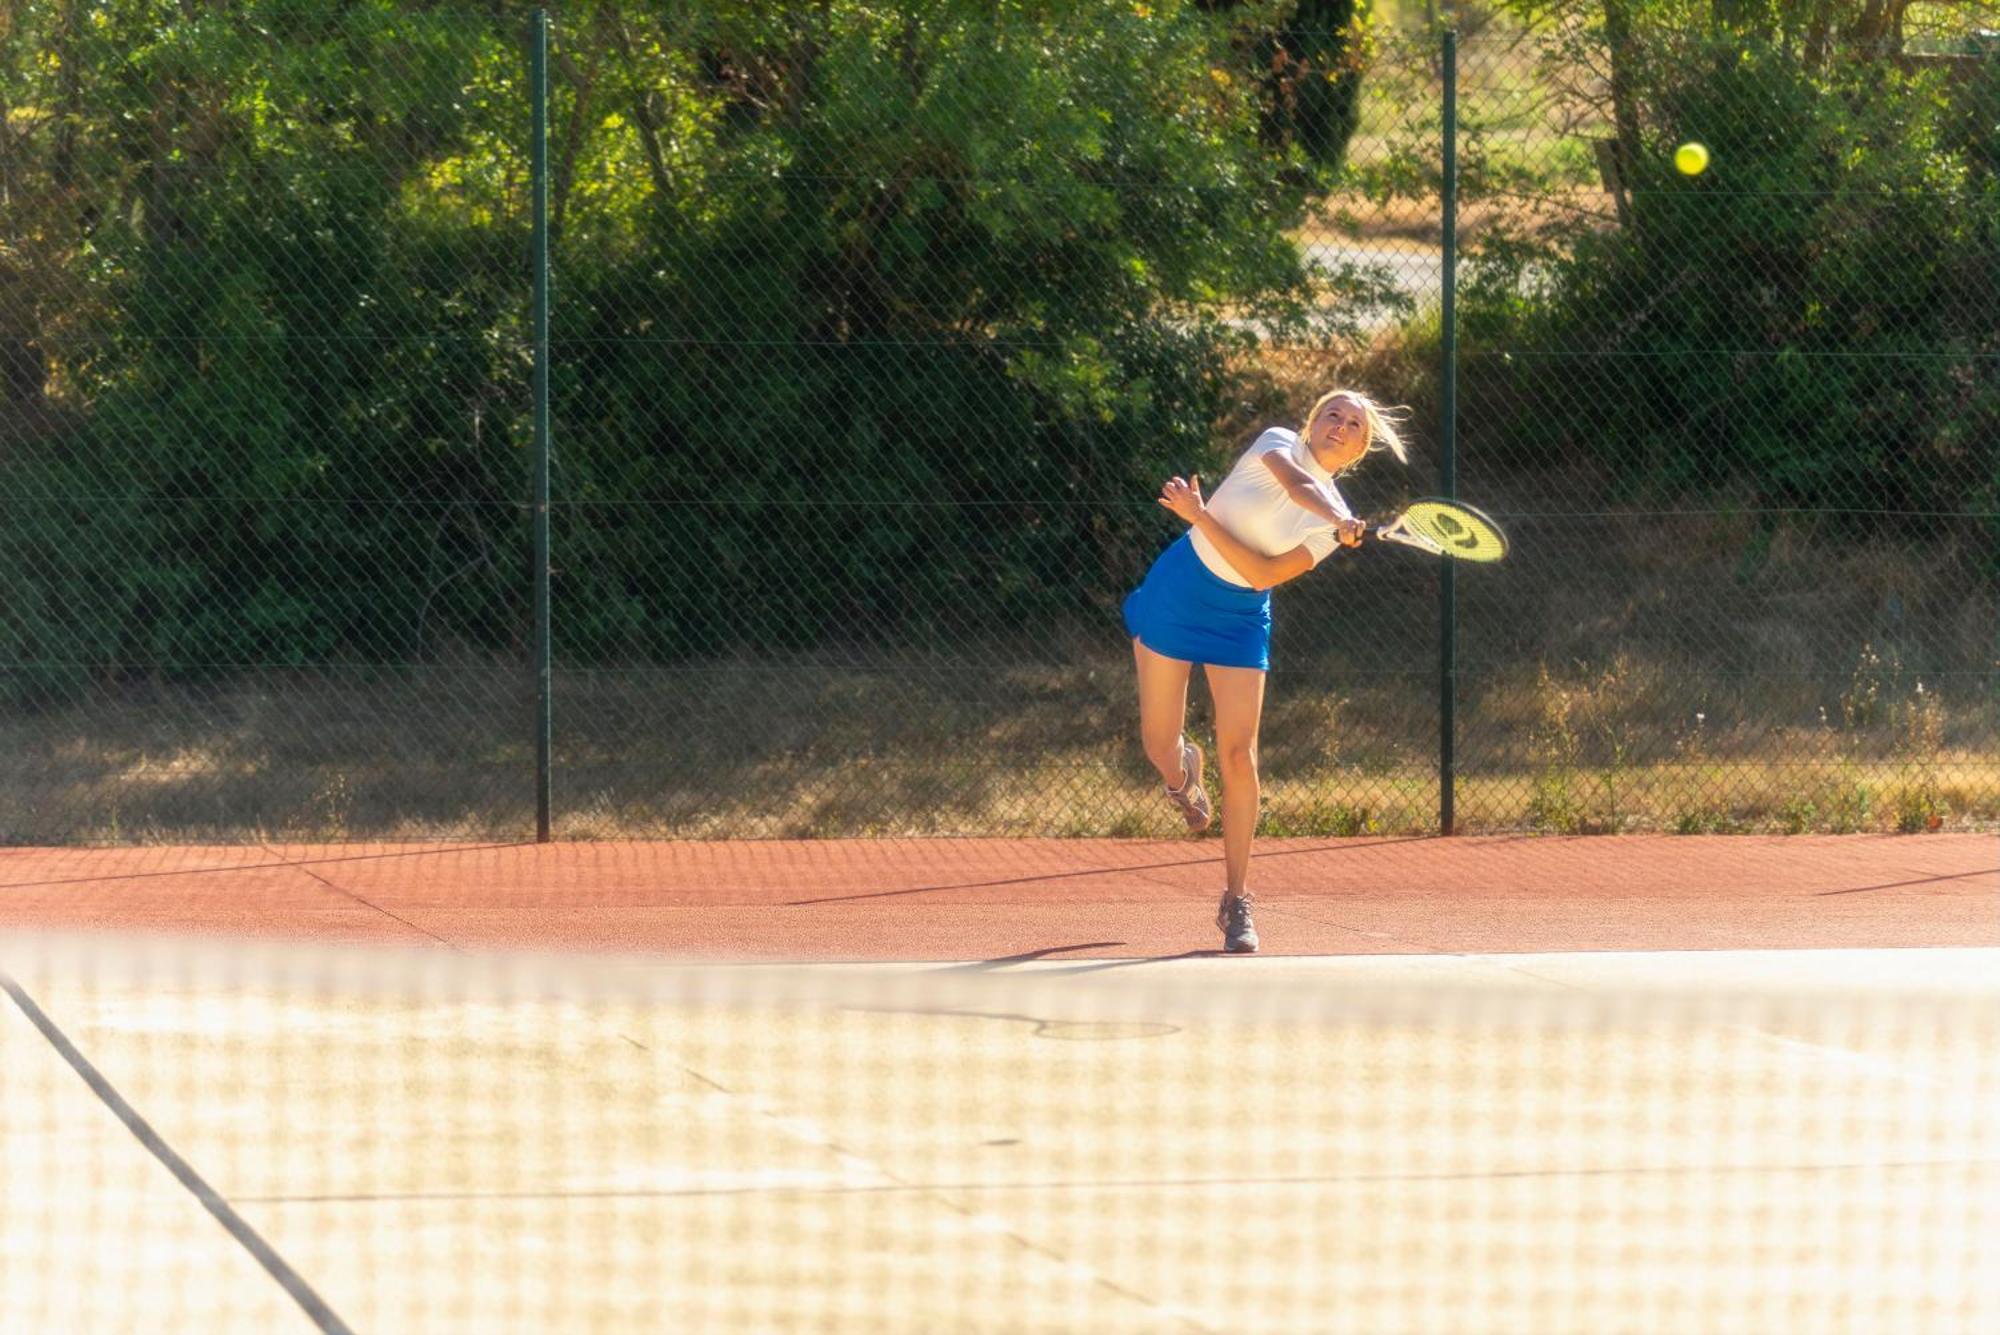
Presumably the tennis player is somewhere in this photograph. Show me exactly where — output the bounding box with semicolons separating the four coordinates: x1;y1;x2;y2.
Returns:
1122;390;1408;953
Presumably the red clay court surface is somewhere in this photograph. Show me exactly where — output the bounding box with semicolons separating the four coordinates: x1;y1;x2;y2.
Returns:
1;835;1993;959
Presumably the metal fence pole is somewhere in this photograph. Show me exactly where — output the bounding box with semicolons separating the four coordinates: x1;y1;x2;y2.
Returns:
1439;28;1459;836
530;9;554;842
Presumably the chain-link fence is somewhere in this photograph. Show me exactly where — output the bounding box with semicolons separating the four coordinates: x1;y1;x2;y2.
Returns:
2;7;536;842
1446;19;2000;835
2;2;1995;842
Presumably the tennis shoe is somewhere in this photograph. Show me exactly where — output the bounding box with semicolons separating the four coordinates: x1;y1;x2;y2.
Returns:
1217;891;1259;954
1163;739;1211;833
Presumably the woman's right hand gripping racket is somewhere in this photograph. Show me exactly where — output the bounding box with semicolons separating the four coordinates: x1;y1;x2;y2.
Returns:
1371;498;1509;562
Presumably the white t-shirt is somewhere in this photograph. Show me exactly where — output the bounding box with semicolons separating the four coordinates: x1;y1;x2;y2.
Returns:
1189;428;1354;587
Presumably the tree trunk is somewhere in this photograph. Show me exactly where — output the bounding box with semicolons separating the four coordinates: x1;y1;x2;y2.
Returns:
1845;0;1914;53
607;12;675;206
1602;0;1643;235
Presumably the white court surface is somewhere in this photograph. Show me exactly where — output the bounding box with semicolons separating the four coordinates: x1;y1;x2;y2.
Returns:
2;938;1998;1334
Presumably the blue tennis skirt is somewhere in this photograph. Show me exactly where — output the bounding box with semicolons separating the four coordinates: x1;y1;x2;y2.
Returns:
1122;533;1273;670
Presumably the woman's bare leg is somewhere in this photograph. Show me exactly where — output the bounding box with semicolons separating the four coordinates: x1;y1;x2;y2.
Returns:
1131;637;1196;786
1132;638;1213;832
1203;663;1268;898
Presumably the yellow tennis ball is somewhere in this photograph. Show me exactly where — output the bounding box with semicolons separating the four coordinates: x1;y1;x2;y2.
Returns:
1674;142;1709;176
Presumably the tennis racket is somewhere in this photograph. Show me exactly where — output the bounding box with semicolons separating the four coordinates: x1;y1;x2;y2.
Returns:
1370;498;1509;562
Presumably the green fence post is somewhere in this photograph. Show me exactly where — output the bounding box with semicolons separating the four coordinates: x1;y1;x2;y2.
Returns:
1439;28;1459;836
530;9;553;842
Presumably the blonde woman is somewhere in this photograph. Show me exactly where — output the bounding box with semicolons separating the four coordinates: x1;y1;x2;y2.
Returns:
1121;390;1408;952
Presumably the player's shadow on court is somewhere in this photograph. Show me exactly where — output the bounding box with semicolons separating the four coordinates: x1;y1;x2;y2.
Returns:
1022;950;1223;973
783;835;1430;906
932;945;1220;974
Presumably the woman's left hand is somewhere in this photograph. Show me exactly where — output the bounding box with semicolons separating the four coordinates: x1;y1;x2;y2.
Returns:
1158;474;1206;524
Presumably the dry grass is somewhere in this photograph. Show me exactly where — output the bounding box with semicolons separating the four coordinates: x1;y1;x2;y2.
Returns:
4;583;1993;844
8;325;1991;844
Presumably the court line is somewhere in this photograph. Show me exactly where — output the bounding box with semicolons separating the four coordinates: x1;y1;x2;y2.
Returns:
614;1032;1211;1333
1477;956;1975;1084
0;973;354;1335
1745;1028;1947;1085
233;1155;2000;1204
1814;867;1999;897
1116;874;1450;955
266;846;462;951
785;835;1442;905
0;841;534;890
1468;957;1972;1092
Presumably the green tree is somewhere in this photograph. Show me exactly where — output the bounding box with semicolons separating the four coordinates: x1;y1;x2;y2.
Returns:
1461;4;1997;534
1;1;531;701
2;0;1380;696
545;0;1362;657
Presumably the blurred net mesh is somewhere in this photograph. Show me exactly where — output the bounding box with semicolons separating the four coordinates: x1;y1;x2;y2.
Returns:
3;932;1997;1333
1;4;1996;842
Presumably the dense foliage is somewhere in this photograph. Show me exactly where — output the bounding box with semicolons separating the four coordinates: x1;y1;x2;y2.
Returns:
1;0;1994;704
0;0;1368;691
1459;12;2000;537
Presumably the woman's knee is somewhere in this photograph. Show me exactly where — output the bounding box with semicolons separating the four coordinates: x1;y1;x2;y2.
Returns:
1217;737;1259;779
